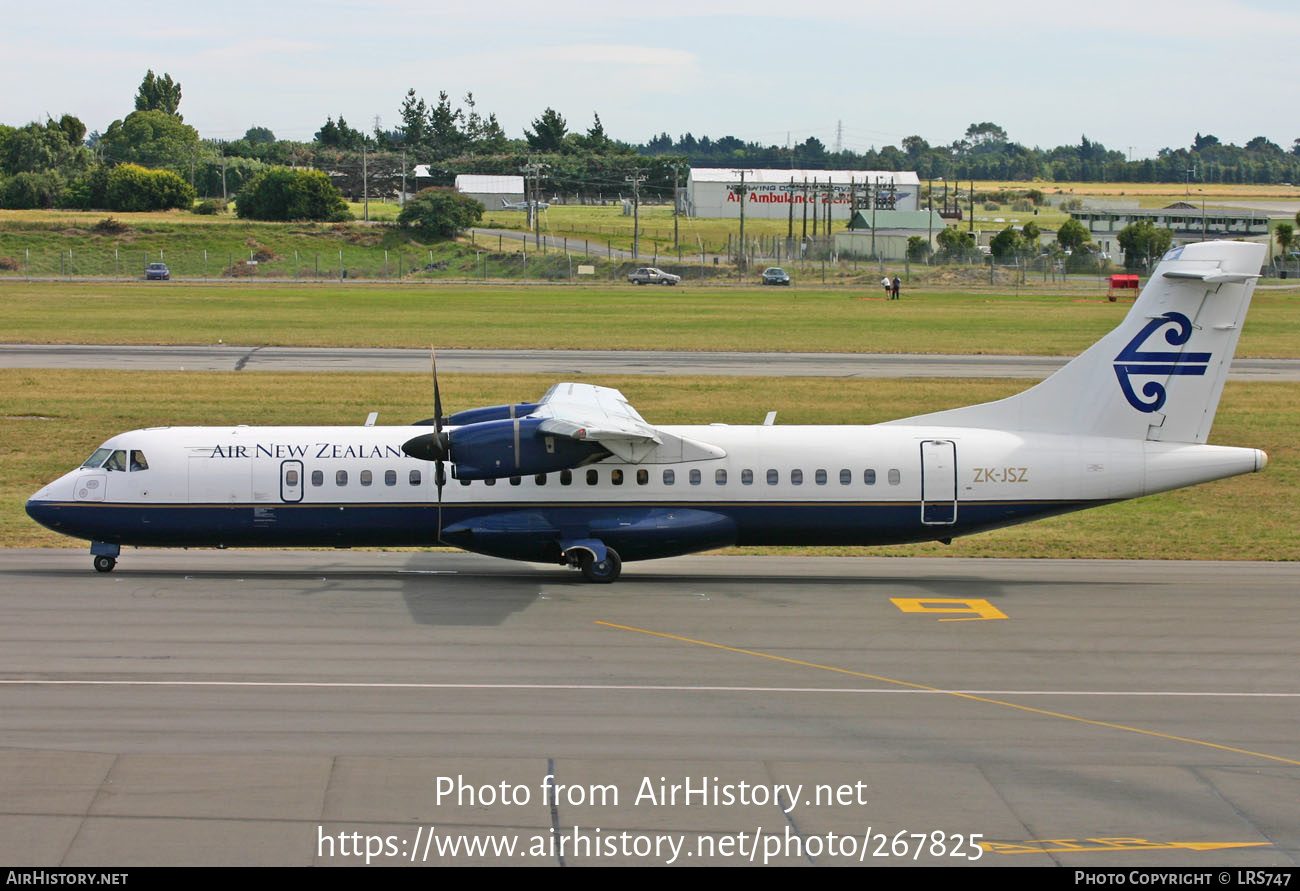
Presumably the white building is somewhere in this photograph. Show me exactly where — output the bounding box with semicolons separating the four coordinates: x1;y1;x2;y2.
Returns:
451;174;526;210
685;168;920;220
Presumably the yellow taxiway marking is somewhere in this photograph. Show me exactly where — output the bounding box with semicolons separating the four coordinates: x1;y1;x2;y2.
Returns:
982;838;1270;855
594;621;1300;768
890;597;1008;621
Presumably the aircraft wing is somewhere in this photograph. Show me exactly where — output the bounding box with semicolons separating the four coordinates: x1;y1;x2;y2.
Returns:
533;383;661;445
531;382;725;464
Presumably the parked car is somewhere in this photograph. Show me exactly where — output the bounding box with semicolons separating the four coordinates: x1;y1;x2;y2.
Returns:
145;262;170;281
627;266;681;286
761;266;791;285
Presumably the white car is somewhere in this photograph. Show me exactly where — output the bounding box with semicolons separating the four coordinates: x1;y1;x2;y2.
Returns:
627;267;681;286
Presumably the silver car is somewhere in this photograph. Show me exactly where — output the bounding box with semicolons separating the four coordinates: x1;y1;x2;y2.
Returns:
627;267;681;286
761;266;791;285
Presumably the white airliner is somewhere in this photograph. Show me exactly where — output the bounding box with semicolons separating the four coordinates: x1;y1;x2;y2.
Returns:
27;242;1268;582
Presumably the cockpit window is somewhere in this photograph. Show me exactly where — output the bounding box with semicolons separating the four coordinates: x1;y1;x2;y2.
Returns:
81;448;112;468
105;450;127;472
129;450;149;471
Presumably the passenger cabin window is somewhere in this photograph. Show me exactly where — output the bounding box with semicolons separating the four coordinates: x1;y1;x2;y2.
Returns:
586;469;599;485
459;478;471;486
611;469;624;486
409;469;421;486
840;469;851;485
742;469;753;485
509;476;521;486
385;470;397;486
689;469;701;485
535;474;547;486
336;470;348;486
715;469;727;485
815;469;827;485
791;469;803;485
311;470;324;487
483;477;496;486
130;451;149;471
888;469;901;485
560;470;572;486
864;469;876;485
285;469;299;486
360;470;373;487
766;469;778;485
663;469;675;485
637;469;648;485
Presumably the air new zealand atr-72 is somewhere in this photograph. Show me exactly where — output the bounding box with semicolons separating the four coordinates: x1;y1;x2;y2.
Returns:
27;242;1268;582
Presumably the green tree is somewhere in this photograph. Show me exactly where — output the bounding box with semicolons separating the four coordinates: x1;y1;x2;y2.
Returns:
397;187;483;239
244;126;275;145
989;225;1023;261
235;168;350;221
103;163;194;211
1;120;91;177
1116;220;1173;269
134;70;182;118
399;89;428;147
905;235;931;263
1;171;64;209
1275;222;1295;260
935;226;975;261
525;108;568;153
1055;217;1091;251
99;110;200;173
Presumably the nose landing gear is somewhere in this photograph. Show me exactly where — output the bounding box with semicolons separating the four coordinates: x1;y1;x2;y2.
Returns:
90;542;120;573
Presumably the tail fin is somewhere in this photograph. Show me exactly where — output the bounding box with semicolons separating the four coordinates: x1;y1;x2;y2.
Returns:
891;241;1265;443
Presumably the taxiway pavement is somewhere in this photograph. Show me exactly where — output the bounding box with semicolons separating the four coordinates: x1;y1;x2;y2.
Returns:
3;343;1300;380
0;549;1295;866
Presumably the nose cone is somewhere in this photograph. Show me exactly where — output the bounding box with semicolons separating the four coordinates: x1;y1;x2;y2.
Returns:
25;475;72;533
1255;449;1269;472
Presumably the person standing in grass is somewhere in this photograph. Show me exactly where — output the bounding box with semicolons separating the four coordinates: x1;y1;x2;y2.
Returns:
891;275;901;299
881;275;891;296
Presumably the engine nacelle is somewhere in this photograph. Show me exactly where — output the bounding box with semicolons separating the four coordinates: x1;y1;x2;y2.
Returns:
451;417;607;480
446;403;541;426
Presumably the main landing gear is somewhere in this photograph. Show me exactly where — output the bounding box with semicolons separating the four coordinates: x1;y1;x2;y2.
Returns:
93;555;117;573
578;548;622;583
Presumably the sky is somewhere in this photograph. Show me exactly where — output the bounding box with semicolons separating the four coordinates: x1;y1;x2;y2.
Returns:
3;0;1297;160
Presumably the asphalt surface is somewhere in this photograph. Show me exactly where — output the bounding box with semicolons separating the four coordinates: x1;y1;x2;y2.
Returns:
4;343;1300;380
1;549;1296;867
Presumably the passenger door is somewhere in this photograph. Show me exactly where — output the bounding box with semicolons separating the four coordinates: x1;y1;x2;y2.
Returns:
920;440;957;525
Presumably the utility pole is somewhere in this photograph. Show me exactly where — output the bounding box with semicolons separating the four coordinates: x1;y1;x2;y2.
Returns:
871;177;877;259
730;169;752;270
362;143;369;222
671;162;681;251
401;149;407;206
625;168;647;258
521;157;548;248
801;176;809;242
787;176;795;242
811;177;818;237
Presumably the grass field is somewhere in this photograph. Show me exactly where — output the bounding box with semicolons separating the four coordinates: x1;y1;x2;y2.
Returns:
3;280;1298;356
4;370;1293;560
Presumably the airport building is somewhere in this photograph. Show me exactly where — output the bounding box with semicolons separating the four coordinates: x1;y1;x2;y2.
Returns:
451;174;526;210
685;168;920;220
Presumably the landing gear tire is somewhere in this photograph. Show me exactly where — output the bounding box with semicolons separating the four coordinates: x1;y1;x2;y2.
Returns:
579;548;621;583
93;555;116;573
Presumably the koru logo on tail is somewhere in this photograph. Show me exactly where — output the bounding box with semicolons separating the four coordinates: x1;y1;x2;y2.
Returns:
1113;312;1210;412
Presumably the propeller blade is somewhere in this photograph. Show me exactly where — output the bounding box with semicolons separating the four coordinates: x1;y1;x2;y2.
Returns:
432;346;446;503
